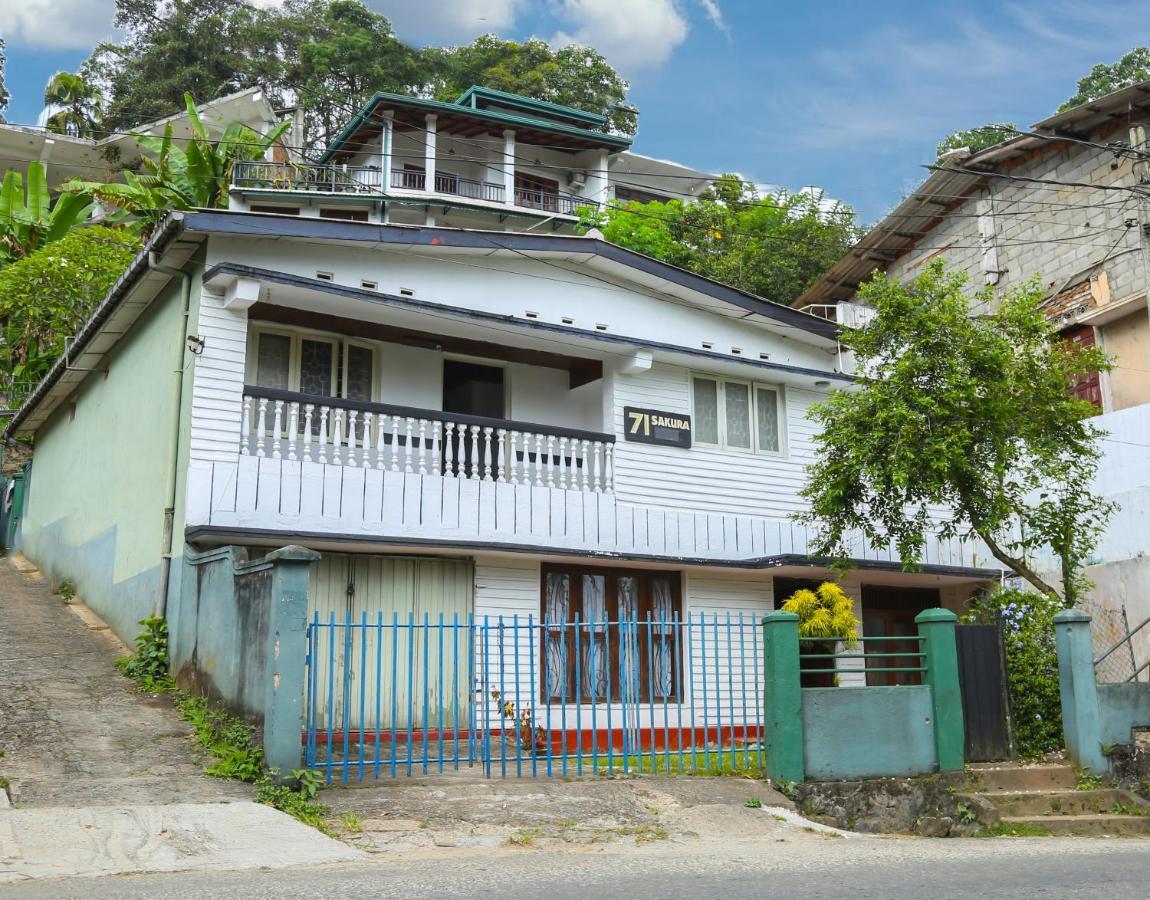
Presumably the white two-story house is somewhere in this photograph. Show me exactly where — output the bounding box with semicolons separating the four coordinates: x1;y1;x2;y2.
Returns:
4;89;996;770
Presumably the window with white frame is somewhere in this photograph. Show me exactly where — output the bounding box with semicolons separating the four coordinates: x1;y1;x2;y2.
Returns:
248;327;377;401
691;375;783;453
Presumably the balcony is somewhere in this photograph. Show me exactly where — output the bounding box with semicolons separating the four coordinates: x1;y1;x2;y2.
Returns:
238;387;615;492
231;161;589;218
389;169;506;204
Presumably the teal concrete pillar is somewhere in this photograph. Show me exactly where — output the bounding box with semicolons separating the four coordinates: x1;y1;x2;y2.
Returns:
916;608;965;772
762;610;804;783
1054;609;1107;775
262;545;320;777
6;470;26;549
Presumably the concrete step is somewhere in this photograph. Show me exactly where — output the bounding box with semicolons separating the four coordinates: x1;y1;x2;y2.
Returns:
967;764;1078;792
977;788;1143;817
1001;814;1150;837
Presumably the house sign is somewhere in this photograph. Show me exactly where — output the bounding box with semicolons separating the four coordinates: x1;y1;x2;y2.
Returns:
623;407;692;449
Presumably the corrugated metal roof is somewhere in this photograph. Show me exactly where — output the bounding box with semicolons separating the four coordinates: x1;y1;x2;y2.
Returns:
796;80;1150;308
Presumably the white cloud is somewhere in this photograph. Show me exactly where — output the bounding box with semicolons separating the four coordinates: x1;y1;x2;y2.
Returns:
372;0;525;42
550;0;689;71
696;0;727;35
0;0;117;49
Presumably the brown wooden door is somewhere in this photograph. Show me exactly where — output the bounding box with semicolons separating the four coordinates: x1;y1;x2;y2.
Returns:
861;586;940;687
1063;324;1103;410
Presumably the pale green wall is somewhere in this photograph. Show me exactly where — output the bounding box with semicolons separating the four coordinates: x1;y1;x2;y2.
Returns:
21;279;187;642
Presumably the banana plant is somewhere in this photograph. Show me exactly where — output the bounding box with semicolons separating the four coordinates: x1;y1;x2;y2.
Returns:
63;93;291;233
0;162;93;267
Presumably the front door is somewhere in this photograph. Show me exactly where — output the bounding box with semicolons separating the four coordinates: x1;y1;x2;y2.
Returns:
443;360;505;475
861;586;940;687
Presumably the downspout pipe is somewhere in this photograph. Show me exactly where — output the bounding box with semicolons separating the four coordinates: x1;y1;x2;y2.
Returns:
148;251;193;620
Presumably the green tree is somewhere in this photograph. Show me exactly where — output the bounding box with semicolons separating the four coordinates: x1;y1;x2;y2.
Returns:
64;93;290;232
935;122;1016;160
0;162;93;266
1060;46;1150;112
0;227;140;387
581;177;863;305
799;261;1115;607
425;36;636;134
43;71;104;138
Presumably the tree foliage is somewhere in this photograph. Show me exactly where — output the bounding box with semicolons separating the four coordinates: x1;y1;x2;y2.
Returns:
799;261;1115;606
0;162;93;266
43;71;103;138
935;123;1016;160
1060;46;1150;112
63;93;290;232
580;176;863;304
0;227;141;386
84;0;636;150
964;589;1063;758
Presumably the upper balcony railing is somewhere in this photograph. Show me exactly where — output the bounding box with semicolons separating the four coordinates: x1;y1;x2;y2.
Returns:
241;386;616;493
515;187;583;216
232;160;383;194
389;169;506;204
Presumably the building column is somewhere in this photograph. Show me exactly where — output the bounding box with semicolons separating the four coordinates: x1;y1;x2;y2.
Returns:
916;608;965;772
380;110;394;191
590;149;610;206
762;610;804;783
502;129;516;206
1054;609;1108;774
425;113;437;193
262;545;321;777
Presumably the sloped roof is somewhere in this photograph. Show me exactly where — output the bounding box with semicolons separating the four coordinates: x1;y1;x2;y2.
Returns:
797;79;1150;308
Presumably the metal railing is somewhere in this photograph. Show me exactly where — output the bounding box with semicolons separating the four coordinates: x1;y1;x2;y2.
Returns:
241;387;616;492
232;160;383;193
305;613;765;782
514;187;584;216
798;635;928;686
434;172;504;203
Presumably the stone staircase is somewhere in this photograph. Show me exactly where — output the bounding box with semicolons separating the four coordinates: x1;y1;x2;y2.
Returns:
958;763;1150;837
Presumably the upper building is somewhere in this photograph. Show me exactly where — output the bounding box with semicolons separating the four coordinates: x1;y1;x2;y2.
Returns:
227;85;716;231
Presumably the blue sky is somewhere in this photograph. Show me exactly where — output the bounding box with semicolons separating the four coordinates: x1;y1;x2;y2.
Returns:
0;0;1145;221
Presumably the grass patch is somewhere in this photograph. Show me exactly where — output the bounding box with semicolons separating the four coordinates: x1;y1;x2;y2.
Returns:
339;811;364;833
507;828;545;846
0;775;9;789
596;749;763;778
745;797;763;809
56;579;75;604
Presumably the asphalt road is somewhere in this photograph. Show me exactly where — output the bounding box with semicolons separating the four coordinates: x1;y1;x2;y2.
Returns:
4;837;1149;899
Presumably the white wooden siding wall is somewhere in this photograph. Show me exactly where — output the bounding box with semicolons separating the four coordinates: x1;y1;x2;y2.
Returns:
473;557;539;732
189;286;249;464
610;363;819;519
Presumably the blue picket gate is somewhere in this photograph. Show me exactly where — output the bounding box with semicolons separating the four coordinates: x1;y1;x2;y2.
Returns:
304;612;766;782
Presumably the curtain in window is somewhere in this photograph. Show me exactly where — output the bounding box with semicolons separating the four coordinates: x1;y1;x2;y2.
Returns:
756;387;780;452
651;577;675;698
255;334;290;390
725;382;751;448
693;378;719;443
544;572;570;700
617;576;640;704
581;575;608;697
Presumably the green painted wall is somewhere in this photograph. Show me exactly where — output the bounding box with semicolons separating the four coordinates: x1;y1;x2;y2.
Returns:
1097;683;1150;748
802;686;937;780
20;280;186;642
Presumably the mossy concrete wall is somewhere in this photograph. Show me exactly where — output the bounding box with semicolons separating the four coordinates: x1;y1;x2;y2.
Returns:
802;686;937;780
19;284;185;642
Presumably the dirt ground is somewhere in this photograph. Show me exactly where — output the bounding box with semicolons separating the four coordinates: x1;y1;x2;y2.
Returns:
319;771;854;853
0;558;248;808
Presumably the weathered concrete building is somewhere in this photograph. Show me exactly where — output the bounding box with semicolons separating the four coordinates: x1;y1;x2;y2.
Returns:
800;81;1150;675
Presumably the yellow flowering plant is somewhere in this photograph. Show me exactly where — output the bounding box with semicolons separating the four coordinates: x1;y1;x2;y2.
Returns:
781;582;859;644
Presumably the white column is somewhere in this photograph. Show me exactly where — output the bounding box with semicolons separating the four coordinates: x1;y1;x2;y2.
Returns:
380;110;394;189
592;149;610;206
502;129;516;206
425;113;437;193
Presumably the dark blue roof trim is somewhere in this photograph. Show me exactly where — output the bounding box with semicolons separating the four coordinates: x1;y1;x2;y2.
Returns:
184;525;999;580
202;261;853;384
184;211;841;342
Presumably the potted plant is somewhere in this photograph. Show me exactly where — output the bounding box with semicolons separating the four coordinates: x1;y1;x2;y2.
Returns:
781;582;859;687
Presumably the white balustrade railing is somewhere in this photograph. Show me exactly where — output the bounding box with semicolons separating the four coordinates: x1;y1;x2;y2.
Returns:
239;388;615;493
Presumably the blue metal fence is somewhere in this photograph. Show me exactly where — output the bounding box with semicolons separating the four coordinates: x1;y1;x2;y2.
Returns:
304;612;766;782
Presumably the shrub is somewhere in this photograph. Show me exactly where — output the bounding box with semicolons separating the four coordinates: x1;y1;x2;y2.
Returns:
964;589;1063;758
782;582;859;641
115;615;171;692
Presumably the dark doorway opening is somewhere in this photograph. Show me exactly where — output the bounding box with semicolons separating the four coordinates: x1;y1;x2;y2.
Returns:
443;360;505;475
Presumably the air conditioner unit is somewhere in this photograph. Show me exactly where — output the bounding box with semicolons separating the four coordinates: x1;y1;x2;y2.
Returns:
568;171;587;189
